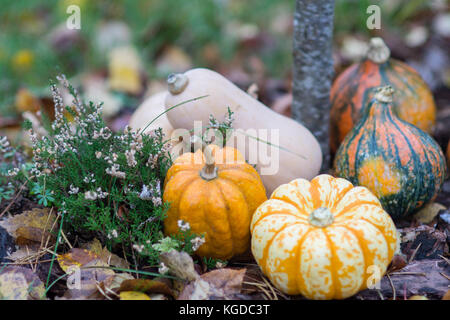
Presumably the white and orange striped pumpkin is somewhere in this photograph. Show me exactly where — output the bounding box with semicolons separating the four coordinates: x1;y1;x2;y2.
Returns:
250;174;398;300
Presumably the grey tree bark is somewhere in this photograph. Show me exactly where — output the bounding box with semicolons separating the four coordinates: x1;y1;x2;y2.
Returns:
292;0;335;171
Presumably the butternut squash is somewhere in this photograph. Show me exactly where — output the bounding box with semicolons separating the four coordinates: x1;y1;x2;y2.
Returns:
164;68;322;195
128;91;174;138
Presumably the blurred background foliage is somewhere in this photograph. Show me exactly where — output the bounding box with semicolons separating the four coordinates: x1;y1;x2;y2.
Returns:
0;0;448;124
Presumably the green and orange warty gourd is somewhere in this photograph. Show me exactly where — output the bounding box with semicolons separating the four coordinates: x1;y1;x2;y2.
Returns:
447;140;450;169
334;86;447;219
250;174;398;300
330;37;436;154
163;144;267;260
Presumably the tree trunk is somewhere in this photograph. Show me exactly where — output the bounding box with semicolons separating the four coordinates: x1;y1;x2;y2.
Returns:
292;0;335;171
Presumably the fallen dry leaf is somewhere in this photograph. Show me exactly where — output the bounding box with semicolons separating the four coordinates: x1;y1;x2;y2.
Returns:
58;259;116;300
408;295;429;300
120;291;151;300
110;273;135;290
178;268;246;300
357;259;450;300
15;88;40;113
387;254;408;273
159;250;199;282
56;247;120;300
413;202;446;224
82;238;130;270
442;290;450;300
0;208;57;246
108;45;143;95
117;278;173;297
6;247;39;263
0;266;46;300
81;238;103;254
57;248;99;273
56;243;137;300
156;45;192;74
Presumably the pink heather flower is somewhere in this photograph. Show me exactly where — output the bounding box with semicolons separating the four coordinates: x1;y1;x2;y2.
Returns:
132;244;144;253
158;262;169;275
125;149;137;167
68;184;79;195
177;220;190;232
6;168;19;177
106;164;126;179
107;229;118;239
0;136;10;152
191;236;205;252
139;185;151;200
84;191;98;200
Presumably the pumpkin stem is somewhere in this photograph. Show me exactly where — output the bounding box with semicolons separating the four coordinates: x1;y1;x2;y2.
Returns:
167;73;189;94
308;207;334;228
367;37;390;64
200;145;218;181
374;86;394;103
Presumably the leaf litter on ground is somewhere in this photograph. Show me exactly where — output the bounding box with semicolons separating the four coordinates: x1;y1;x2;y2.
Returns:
159;249;249;300
55;239;132;300
0;265;46;300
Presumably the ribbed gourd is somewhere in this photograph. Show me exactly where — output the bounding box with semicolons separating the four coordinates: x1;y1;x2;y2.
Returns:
330;37;436;154
334;86;446;219
163;144;267;260
251;174;397;299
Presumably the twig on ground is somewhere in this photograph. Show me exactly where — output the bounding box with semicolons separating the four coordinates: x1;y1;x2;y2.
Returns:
389;272;427;276
403;283;407;300
60;229;72;249
0;182;26;218
408;243;422;263
96;281;113;300
439;273;450;281
376;289;384;300
387;274;396;300
439;255;450;265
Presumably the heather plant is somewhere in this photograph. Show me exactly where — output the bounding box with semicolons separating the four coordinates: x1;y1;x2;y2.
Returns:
26;75;201;265
2;75;239;268
0;136;33;203
206;107;235;146
202;257;228;270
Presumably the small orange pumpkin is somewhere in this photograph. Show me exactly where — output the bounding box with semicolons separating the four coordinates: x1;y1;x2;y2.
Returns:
251;174;397;300
330;37;436;154
163;144;267;260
